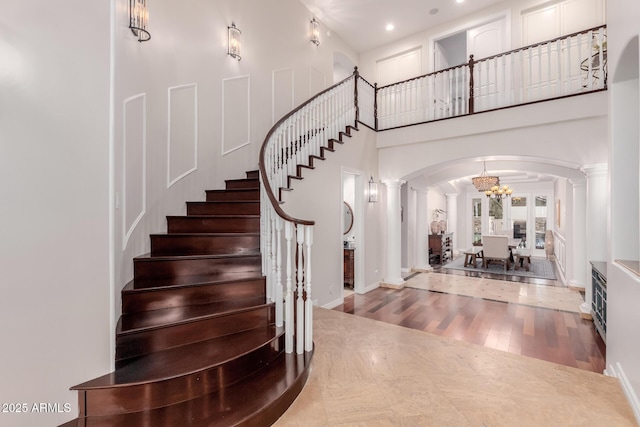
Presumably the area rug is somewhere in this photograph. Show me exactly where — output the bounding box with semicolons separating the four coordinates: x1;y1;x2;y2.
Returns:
442;255;557;280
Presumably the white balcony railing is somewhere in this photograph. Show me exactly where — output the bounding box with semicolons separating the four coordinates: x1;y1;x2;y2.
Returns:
259;74;357;354
378;25;607;130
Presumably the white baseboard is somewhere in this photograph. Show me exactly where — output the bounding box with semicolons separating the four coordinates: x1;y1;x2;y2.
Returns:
606;362;640;424
321;282;381;310
322;297;344;310
554;258;568;286
364;281;380;293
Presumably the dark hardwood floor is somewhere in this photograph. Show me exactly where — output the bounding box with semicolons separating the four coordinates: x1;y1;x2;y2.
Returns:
334;276;606;373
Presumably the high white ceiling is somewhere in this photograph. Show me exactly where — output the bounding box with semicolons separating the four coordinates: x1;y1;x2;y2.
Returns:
297;0;573;189
299;0;506;53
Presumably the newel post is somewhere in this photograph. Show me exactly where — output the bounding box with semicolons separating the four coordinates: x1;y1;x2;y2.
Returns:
468;54;475;114
353;66;360;123
374;83;378;130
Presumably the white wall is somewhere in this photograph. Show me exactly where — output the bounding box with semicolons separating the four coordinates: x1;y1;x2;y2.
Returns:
605;0;640;420
0;2;111;426
359;0;605;84
282;127;382;307
0;1;359;425
111;0;358;335
376;91;607;181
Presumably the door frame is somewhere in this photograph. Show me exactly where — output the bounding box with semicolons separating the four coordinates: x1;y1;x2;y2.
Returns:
341;168;366;295
428;10;511;73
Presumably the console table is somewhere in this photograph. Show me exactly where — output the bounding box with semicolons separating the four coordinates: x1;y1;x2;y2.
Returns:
429;232;453;265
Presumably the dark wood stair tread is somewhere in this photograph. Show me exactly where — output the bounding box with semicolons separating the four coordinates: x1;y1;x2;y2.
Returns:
132;270;264;289
150;232;260;256
118;297;270;335
151;232;260;237
186;201;260;215
134;252;260;262
122;275;265;295
73;326;283;390
64;350;311;427
168;214;260;219
206;188;259;194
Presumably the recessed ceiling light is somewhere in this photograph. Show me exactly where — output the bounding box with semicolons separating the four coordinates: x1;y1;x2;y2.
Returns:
456;0;464;3
386;23;394;31
429;8;439;15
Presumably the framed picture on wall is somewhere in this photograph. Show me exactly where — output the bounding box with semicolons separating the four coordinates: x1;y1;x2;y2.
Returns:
556;199;561;227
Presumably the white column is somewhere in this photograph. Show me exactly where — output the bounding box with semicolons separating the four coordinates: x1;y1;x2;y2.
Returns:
382;179;406;288
446;193;459;255
414;187;433;271
584;164;608;315
568;179;587;298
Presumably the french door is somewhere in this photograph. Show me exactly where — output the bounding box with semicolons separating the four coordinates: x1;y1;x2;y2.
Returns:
470;192;550;257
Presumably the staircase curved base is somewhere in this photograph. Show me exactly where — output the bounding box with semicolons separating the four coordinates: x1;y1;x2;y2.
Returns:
59;349;313;427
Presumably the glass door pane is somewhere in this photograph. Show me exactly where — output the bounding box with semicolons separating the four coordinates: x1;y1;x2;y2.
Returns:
511;196;527;247
472;198;482;245
534;196;548;256
489;198;504;234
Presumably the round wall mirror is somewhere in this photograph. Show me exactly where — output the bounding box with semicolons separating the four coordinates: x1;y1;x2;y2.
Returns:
343;202;354;235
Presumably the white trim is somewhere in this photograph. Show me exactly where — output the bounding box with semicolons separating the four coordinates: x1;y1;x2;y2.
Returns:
309;66;326;96
109;0;116;368
363;281;381;293
521;0;565;15
167;83;198;188
428;9;512;73
342;167;367;295
606;362;640;424
272;68;294;124
222;75;251;156
122;93;147;251
322;296;344;309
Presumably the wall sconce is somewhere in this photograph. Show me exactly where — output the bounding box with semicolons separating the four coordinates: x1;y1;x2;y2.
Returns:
310;18;320;46
228;22;242;61
368;176;378;203
129;0;151;42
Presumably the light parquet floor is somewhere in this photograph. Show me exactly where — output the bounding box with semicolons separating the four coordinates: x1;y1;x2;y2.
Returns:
272;264;636;426
274;308;635;427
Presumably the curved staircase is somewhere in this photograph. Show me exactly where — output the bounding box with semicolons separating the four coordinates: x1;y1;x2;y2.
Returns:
62;170;312;427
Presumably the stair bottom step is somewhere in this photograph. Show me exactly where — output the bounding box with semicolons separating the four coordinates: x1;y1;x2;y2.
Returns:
61;350;313;427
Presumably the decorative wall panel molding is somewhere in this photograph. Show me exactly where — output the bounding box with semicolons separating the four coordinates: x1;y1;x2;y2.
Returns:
272;68;294;124
122;93;147;250
168;83;198;188
309;67;326;98
222;75;251;155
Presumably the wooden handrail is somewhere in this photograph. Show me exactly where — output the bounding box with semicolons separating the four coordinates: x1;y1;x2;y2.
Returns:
258;69;358;226
377;24;607;91
474;24;606;64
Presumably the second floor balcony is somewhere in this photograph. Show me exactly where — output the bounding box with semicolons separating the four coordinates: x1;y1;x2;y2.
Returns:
358;25;607;131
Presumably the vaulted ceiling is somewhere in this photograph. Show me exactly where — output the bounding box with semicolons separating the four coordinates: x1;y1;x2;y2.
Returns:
298;0;506;53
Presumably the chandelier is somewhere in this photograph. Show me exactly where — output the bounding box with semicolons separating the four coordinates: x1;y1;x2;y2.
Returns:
485;185;513;199
472;161;499;191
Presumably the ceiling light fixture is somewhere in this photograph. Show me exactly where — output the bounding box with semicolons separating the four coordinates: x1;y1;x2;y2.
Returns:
456;0;465;3
386;23;394;31
472;161;500;191
485;185;514;199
